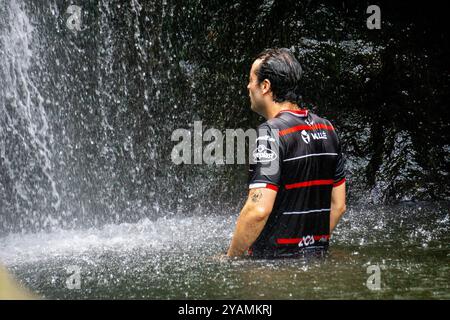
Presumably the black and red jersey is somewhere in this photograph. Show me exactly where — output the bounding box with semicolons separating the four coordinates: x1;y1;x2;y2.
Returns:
248;108;346;258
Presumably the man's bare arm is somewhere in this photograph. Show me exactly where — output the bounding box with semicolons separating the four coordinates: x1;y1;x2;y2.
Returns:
330;182;346;234
226;188;277;257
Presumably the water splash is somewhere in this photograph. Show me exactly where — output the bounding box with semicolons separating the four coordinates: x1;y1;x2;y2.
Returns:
0;0;60;231
0;214;233;266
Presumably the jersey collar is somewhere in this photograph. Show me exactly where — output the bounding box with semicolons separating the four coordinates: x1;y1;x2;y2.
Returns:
275;109;309;118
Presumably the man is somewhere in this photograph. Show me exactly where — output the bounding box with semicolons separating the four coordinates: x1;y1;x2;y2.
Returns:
227;48;346;258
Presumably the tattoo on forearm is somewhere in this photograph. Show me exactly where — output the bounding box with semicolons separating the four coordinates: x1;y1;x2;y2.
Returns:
251;190;263;203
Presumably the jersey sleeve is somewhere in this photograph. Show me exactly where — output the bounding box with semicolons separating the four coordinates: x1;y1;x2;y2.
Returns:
248;124;284;192
333;134;346;187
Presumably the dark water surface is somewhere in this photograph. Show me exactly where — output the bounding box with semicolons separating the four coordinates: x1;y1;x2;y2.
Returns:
1;202;448;299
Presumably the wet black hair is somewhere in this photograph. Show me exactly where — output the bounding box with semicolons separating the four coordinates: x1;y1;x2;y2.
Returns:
255;48;303;104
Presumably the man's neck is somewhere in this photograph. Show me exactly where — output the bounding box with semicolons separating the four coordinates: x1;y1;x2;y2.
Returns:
264;101;301;120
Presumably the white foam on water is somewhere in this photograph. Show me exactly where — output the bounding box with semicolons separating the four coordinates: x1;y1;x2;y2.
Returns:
1;202;448;267
0;215;234;266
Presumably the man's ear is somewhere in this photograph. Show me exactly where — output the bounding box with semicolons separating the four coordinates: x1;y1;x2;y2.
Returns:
261;79;271;95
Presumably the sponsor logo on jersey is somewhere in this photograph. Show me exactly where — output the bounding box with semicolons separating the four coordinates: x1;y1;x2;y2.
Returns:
256;135;275;142
252;145;278;162
311;131;327;140
301;130;327;143
301;130;310;144
298;235;315;247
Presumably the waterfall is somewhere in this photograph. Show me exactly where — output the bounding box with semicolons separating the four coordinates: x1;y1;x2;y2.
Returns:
0;0;60;232
0;0;221;233
1;0;448;235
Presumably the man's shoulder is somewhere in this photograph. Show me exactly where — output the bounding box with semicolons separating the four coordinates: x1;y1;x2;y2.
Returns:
257;117;286;131
256;119;277;132
309;112;334;126
256;110;337;134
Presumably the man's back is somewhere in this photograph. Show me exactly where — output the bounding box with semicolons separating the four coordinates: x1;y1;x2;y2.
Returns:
227;48;346;258
248;108;346;258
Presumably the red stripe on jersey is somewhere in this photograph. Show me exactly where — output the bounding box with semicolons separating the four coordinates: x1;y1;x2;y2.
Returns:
276;238;301;244
333;177;346;187
265;184;279;192
279;123;335;136
285;179;334;190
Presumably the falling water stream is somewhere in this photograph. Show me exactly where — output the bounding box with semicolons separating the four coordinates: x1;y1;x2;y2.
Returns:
0;0;449;299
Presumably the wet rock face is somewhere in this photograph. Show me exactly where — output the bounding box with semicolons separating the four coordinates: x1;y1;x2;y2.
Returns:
0;0;448;232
